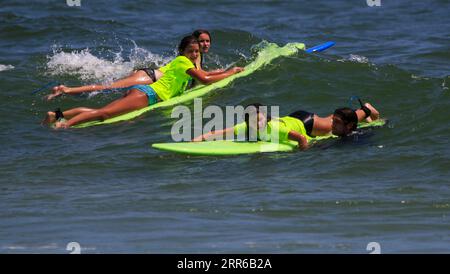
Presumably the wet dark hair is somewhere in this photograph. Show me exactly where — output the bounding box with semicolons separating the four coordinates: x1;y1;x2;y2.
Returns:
244;103;271;141
178;35;199;55
192;29;211;43
334;107;358;131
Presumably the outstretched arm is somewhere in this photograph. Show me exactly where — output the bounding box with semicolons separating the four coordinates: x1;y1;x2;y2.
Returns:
187;67;244;85
205;69;226;75
288;130;309;150
192;127;234;142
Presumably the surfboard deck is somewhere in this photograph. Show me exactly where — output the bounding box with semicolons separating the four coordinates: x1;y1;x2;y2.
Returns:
152;119;386;156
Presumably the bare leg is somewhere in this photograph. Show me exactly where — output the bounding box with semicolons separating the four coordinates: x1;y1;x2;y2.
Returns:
42;88;140;125
55;89;149;128
365;103;380;121
47;70;154;100
42;107;96;125
63;107;96;118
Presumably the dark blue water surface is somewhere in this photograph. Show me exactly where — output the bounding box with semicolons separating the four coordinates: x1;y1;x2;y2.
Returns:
0;0;449;253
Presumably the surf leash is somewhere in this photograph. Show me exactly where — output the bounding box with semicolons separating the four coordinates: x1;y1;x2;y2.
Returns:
31;81;60;94
349;95;365;109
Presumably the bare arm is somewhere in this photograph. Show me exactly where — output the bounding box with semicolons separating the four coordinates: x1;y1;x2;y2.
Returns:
206;69;226;75
194;68;226;77
187;67;244;85
192;127;234;142
288;130;309;150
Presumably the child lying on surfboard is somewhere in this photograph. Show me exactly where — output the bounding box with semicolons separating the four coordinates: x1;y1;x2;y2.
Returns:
45;30;225;100
193;101;380;150
43;35;244;129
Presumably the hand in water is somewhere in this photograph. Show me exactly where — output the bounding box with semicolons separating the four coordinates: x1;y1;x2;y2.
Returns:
298;141;308;151
45;85;68;101
54;120;68;129
230;67;245;73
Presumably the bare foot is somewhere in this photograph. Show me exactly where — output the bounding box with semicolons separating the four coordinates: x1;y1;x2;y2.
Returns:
364;103;380;121
41;111;56;125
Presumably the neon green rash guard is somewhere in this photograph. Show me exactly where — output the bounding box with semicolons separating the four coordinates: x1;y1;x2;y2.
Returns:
150;55;195;101
233;116;313;142
159;53;202;71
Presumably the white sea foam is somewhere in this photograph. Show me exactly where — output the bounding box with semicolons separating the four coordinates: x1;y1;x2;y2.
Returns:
46;43;173;84
0;64;14;71
2;243;97;253
348;54;369;63
442;78;448;91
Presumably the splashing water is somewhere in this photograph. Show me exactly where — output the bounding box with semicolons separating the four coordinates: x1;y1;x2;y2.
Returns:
348;54;369;63
46;42;173;84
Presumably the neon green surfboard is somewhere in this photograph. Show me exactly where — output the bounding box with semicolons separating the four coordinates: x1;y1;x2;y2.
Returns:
151;120;386;156
72;42;306;128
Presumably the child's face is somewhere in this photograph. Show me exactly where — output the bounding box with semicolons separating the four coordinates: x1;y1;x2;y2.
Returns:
249;112;267;131
197;33;211;53
183;43;200;63
257;112;267;129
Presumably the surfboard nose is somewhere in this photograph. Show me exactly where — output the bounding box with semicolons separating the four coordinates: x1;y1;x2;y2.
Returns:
291;43;306;51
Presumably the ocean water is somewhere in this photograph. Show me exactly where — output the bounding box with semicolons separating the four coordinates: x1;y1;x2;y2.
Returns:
0;0;449;253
